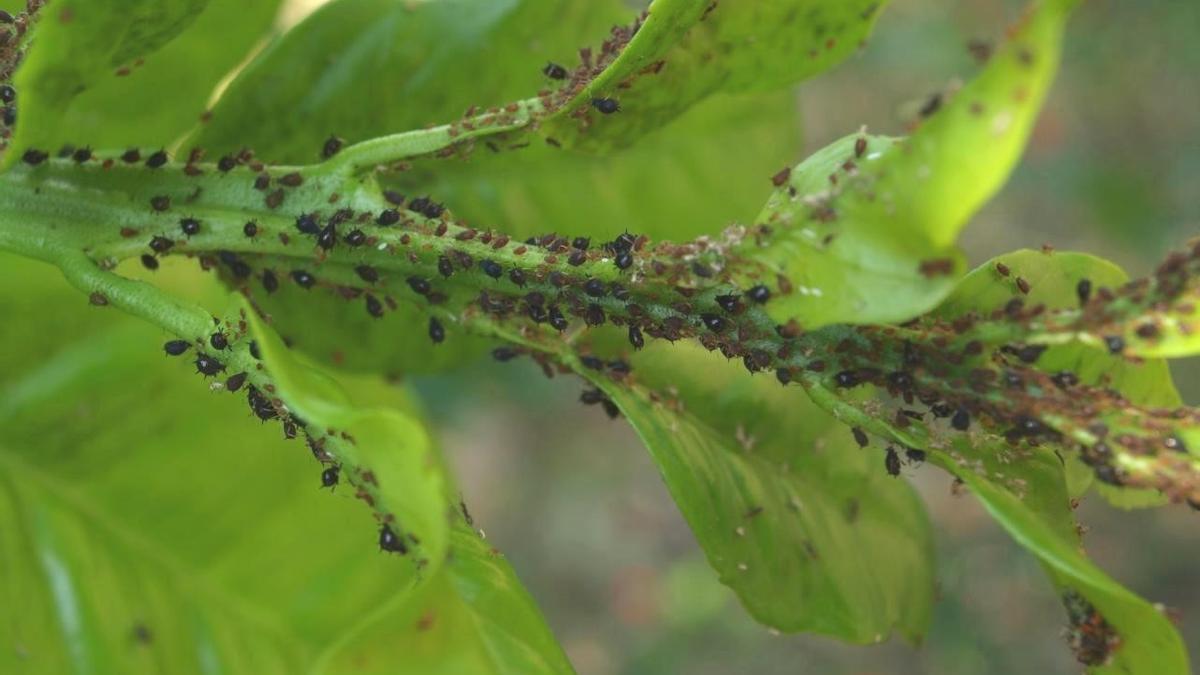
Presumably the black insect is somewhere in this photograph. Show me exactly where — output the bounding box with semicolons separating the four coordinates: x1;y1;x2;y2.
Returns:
72;147;92;163
905;448;927;464
568;250;587;266
140;254;159;270
580;388;605;405
714;294;741;313
1104;335;1125;354
22;148;48;165
1052;371;1079;388
295;213;320;235
0;84;14;104
438;256;454;277
1016;344;1046;364
700;313;726;332
365;294;384;318
429;317;445;344
355;264;378;284
121;148;141;163
628;325;644;350
243;221;258;237
316;222;337;250
150;195;170;212
585;304;606;326
345;229;366;247
543;62;568;79
747;284;771;303
852;427;869;448
615;251;633;270
321;465;340;488
217;155;237;172
379;524;408;554
149;236;174;253
322;135;344;159
834;370;860;388
210;332;228;350
508;269;526;287
194;353;225;376
583;278;606;297
179;218;201;237
1;106;13;127
261;269;279;294
580;355;604;370
253;173;270;190
247;386;277;421
885;447;901;476
249;340;262;360
163;339;191;356
492;347;519;362
480;259;502;279
146;150;169;168
591;97;620;114
572;237;590;250
376;209;400;226
225;372;247;392
291;270;316;289
951;408;970;431
775;368;791;385
1075;278;1092;305
601;399;621;419
407;276;431;296
548;306;568;331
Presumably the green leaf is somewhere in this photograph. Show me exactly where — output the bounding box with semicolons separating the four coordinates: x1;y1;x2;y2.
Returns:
736;0;1076;328
190;0;628;163
580;344;934;642
0;252;570;674
538;0;890;150
10;0;213;156
934;249;1182;507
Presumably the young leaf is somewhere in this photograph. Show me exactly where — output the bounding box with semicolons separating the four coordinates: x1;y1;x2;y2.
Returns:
578;345;934;642
9;0;212;157
736;0;1077;328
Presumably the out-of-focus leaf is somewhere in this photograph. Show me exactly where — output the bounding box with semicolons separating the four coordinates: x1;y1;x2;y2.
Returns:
9;0;211;157
191;0;628;163
736;0;1076;328
934;249;1182;507
0;252;570;674
47;0;284;151
538;0;888;150
580;344;934;641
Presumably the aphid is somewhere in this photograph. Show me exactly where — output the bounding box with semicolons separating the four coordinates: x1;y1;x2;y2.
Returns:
608;360;630;375
583;278;606;297
223;371;247;392
322;136;344;159
572;237;590;250
580;355;604;370
1015;276;1031;294
771;167;792;187
852;427;869;448
149;236;174;253
1103;335;1125;354
1016;344;1046;363
279;172;304;187
376;209;400;226
834;370;860;388
567;250;587;266
249;340;262;360
407;276;431;296
355;264;378;284
163;339;191;356
601;399;621;419
179;217;201;237
253;173;270;190
775;367;791;384
261;269;279;294
365;294;384;318
884;447;901;476
243;221;258;237
591;97;620;114
140;254;159;270
580;388;605;405
146;150;169;168
438;256;454;277
492;347;519;362
543;62;568;79
628;325;644;350
508;269;526;287
0;84;17;104
585;304;606;326
995;262;1010;276
480;259;502;279
345;229;366;247
217;155;237;172
150;195;170;212
291;270;316;289
379;524;408;554
72;147;92;163
429;317;445;344
548;306;568;331
905;448;927;464
747;284;771;303
614;251;633;270
194;353;225;376
951;409;970;431
1;106;14;127
293;213;318;235
854;136;867;158
321;465;340;488
1076;278;1092;305
715;294;741;313
317;223;337;250
887;371;913;390
210;332;228;350
700;313;726;332
22;148;48;165
1051;370;1079;388
0;10;12;24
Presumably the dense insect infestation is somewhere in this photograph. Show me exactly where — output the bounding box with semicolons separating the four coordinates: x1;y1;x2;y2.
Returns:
1;0;1197;673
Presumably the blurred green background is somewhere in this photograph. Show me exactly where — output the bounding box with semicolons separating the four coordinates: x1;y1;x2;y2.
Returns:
6;0;1199;672
406;1;1200;673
